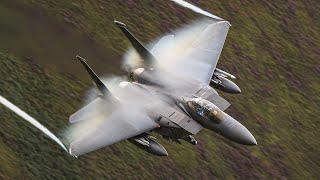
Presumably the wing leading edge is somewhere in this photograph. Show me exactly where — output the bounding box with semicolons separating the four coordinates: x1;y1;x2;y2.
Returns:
188;21;230;84
154;21;231;85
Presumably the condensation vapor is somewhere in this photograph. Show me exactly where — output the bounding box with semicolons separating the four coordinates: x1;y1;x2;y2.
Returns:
63;77;167;153
123;19;217;94
123;19;209;69
0;95;68;152
63;77;125;143
122;0;224;72
65;1;229;153
169;0;224;20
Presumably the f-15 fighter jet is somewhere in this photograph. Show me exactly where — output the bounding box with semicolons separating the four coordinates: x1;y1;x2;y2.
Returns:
0;15;257;157
66;18;257;157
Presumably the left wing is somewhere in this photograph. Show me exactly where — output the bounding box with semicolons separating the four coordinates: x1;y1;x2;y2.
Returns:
151;35;175;58
115;19;230;85
158;21;231;85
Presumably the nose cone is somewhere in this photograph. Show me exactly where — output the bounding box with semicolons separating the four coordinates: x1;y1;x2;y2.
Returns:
219;115;257;145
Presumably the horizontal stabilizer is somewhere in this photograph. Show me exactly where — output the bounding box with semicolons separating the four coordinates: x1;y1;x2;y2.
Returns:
114;20;156;67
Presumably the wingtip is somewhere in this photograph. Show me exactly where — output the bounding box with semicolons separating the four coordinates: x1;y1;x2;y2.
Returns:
76;55;86;62
216;20;232;27
224;20;232;27
114;20;126;27
68;147;78;158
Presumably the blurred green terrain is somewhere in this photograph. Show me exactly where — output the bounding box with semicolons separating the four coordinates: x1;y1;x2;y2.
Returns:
0;0;319;179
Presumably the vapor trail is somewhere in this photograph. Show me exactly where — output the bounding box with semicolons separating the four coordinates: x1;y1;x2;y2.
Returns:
169;0;223;20
0;95;68;152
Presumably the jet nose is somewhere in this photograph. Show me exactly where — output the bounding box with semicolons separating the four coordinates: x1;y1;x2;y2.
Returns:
231;123;257;145
220;115;257;145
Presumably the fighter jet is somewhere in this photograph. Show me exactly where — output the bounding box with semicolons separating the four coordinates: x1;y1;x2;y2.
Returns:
66;18;257;157
0;14;256;157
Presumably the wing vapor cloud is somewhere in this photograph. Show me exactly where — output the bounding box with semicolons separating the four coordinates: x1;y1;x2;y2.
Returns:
123;19;218;94
2;1;229;156
63;77;166;155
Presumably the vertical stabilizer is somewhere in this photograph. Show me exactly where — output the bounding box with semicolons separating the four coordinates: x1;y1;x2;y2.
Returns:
114;20;156;67
76;56;111;96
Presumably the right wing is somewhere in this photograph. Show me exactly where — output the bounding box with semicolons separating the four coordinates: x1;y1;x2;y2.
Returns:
68;102;159;156
68;56;160;156
69;97;113;124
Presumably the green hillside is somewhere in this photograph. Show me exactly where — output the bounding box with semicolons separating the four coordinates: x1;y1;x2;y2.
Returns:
0;0;319;179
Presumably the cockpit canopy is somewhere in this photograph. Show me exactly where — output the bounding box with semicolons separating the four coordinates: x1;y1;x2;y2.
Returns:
187;98;222;124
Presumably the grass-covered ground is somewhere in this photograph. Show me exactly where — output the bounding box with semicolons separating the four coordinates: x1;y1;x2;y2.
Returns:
0;0;319;179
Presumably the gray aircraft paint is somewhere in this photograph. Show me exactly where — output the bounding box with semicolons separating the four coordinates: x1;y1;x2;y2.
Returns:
1;2;257;157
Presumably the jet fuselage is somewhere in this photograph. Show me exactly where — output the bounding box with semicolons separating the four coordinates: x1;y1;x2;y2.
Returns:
130;67;257;146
